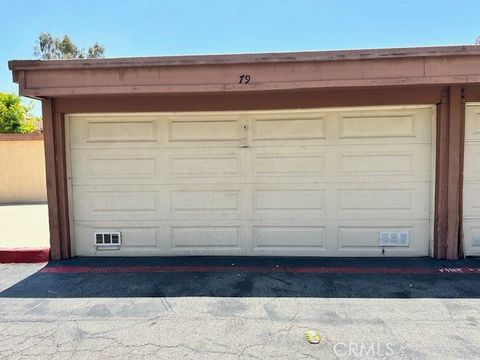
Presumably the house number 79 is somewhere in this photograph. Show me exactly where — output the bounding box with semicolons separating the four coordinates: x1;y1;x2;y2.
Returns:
239;74;251;84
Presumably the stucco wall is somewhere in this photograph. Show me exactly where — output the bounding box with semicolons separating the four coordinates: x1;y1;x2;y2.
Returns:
0;134;47;204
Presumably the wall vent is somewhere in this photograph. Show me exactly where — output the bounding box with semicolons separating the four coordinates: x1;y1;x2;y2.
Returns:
472;236;480;247
379;231;410;247
94;232;122;249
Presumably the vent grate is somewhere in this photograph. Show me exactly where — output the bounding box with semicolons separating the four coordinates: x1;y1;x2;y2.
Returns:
472;236;480;247
94;232;122;248
379;231;410;247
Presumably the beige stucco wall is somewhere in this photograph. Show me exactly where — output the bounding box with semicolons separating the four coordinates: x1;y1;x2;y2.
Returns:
0;135;47;204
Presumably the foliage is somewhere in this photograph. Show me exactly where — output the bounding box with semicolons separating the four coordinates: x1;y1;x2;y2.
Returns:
34;32;105;59
0;93;40;134
87;42;105;58
19;116;41;133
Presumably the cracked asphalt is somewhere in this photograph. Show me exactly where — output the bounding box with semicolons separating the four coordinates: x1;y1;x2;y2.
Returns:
1;258;480;359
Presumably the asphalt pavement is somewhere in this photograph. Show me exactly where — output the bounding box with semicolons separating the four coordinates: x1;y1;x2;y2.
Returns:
1;257;479;359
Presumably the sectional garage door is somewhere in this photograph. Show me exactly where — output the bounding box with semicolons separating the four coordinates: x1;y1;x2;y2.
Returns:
67;106;434;257
464;104;480;256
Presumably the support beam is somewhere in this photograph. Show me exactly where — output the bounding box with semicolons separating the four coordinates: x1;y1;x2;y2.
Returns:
446;86;465;259
435;90;449;258
434;86;465;259
54;112;71;259
41;99;70;260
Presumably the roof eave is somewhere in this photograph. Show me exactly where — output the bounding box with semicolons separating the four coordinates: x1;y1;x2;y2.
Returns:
8;45;480;71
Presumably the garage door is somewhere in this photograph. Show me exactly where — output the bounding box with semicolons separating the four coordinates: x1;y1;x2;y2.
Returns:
464;104;480;256
67;106;434;257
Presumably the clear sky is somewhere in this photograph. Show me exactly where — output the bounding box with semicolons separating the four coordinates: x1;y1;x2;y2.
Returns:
1;0;479;115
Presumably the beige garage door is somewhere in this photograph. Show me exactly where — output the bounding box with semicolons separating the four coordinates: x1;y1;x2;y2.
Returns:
67;106;434;257
464;104;480;256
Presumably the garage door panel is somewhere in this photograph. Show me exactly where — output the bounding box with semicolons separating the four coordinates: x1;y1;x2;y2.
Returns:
70;150;160;184
72;149;246;185
253;153;325;177
251;112;326;141
74;221;247;256
340;153;413;174
335;108;432;142
253;226;325;250
338;145;431;179
334;183;430;219
465;105;480;141
88;157;157;177
463;184;480;218
70;113;246;150
252;247;327;257
73;186;169;221
247;108;431;146
74;185;250;221
463;222;480;255
171;190;242;216
338;114;414;138
463;145;480;180
170;153;242;177
338;189;412;211
336;221;429;255
90;191;157;211
250;144;430;183
167;115;242;143
87;120;157;143
73;223;160;256
69;106;433;257
69;115;160;148
254;190;325;212
251;184;326;219
166;220;248;255
250;218;330;256
74;221;429;257
464;104;480;256
171;226;241;249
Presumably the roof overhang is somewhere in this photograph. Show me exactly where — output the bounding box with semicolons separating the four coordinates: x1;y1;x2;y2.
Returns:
9;45;480;99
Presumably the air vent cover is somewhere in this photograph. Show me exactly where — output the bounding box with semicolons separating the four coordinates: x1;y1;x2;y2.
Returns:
94;232;121;249
472;236;480;247
379;231;410;247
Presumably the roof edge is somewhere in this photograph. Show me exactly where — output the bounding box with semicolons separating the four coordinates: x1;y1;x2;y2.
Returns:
9;45;480;71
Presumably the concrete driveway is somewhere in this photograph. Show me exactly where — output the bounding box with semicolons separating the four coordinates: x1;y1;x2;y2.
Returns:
1;257;480;359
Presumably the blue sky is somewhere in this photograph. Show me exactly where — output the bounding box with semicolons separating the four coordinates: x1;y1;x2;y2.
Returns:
1;0;479;115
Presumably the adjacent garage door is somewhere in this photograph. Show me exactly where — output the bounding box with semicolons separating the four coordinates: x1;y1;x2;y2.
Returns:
67;106;434;257
464;104;480;256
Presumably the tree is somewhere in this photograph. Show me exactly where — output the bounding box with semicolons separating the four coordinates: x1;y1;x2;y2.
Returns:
476;36;480;45
33;32;105;59
0;93;40;133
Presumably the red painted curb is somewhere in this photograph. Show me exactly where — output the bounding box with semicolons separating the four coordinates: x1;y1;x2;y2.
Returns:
39;265;480;275
0;248;50;263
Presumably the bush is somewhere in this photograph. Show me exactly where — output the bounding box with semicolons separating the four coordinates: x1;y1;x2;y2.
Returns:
0;93;39;134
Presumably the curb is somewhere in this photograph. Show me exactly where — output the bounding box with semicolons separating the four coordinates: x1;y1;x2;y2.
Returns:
39;264;480;275
0;248;50;263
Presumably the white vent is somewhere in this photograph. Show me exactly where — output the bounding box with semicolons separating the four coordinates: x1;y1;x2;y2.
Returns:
94;232;122;249
472;236;480;247
379;231;410;247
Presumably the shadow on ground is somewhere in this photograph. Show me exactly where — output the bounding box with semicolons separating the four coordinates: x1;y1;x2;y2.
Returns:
1;257;480;298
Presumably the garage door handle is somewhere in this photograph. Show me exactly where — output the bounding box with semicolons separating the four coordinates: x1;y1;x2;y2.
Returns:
241;123;249;147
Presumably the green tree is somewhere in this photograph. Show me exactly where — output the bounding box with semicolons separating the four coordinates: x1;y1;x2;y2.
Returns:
0;93;40;134
33;32;105;59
